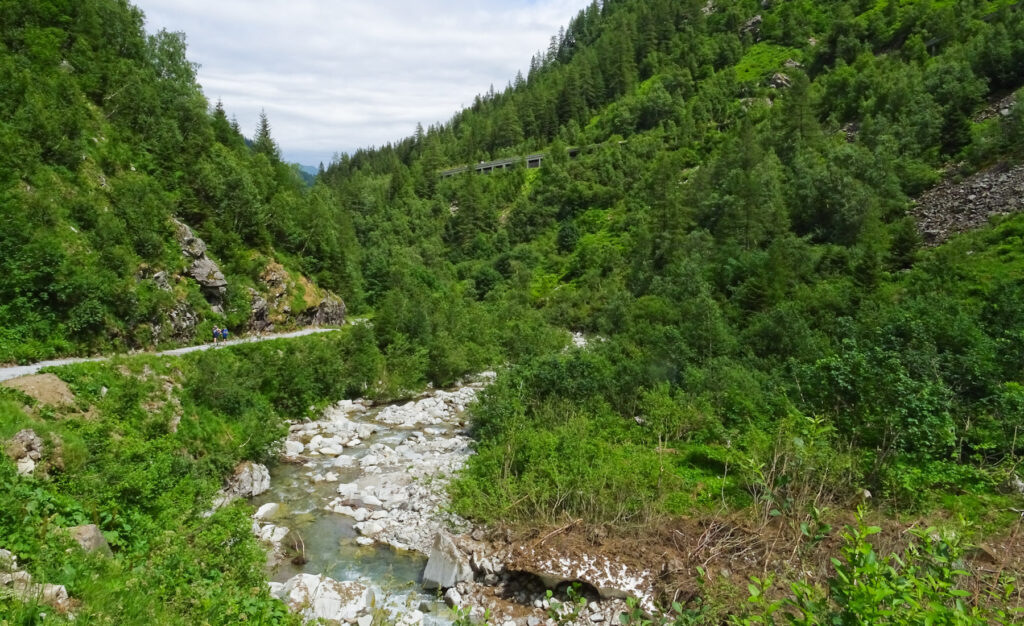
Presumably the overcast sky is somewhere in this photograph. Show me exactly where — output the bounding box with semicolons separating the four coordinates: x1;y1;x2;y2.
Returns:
132;0;589;166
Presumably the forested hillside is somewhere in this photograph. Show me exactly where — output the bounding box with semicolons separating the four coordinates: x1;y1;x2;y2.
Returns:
316;0;1024;619
0;0;360;364
4;0;1024;621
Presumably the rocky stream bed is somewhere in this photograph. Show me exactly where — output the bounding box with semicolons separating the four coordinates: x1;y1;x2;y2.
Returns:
239;372;654;625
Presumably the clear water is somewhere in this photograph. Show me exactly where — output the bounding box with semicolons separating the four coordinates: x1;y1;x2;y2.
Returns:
251;404;458;621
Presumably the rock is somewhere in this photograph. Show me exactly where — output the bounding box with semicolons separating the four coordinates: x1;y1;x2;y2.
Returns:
5;429;44;475
227;462;271;498
913;162;1024;245
255;503;280;520
298;293;347;327
444;587;463;608
1007;475;1024;496
41;584;69;608
258;524;290;544
283;440;304;457
528;618;542;626
358;615;373;626
337;483;358;498
16;457;35;476
422;532;474;590
741;14;762;34
355;521;384;537
273;573;369;622
0;549;15;570
67;524;112;556
398;610;424;626
173;218;227;305
769;72;792;88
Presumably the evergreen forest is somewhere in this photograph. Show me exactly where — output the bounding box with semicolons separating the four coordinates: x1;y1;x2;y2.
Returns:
2;0;1024;622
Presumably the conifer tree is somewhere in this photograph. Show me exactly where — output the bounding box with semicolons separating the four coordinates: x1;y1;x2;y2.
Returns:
253;108;280;160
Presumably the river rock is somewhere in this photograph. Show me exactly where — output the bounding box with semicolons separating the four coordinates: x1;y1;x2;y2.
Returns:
422;532;474;590
444;587;463;608
227;462;271;498
274;573;369;622
283;440;304;457
255;503;280;520
355;521;384;537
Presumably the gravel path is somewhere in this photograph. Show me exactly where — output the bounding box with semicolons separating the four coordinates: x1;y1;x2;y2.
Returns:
0;328;338;382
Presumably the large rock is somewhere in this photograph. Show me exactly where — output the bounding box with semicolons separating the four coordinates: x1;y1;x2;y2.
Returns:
227;461;271;498
422;532;474;590
298;293;346;326
67;524;112;556
272;573;369;623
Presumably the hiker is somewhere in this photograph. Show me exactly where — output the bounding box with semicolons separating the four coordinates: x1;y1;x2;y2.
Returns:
212;326;220;344
221;327;229;342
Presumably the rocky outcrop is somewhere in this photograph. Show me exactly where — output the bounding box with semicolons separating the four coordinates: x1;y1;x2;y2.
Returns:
248;263;346;332
298;293;346;327
912;162;1024;245
172;217;227;308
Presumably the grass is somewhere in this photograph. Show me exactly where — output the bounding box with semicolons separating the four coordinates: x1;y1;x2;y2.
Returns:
733;43;802;83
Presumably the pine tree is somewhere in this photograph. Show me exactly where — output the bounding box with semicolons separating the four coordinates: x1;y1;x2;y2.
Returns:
253;109;280;160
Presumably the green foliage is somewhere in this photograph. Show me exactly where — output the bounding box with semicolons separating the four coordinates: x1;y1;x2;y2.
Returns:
736;510;1020;624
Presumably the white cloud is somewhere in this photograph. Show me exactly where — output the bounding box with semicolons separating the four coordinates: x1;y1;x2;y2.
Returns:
132;0;589;165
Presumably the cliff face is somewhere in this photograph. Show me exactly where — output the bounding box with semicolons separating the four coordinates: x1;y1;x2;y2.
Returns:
912;161;1024;245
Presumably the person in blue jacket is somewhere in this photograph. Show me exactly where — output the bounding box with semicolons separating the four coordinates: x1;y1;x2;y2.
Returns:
221;327;229;342
212;326;220;345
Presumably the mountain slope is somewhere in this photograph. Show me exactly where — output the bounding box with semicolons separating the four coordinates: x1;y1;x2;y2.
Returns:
0;0;361;363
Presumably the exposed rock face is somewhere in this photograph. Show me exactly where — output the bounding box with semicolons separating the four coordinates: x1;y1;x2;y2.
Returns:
5;429;43;476
172;217;227;306
298;293;346;327
67;524;112;556
422;532;475;590
249;262;346;331
912;162;1024;245
269;574;369;624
